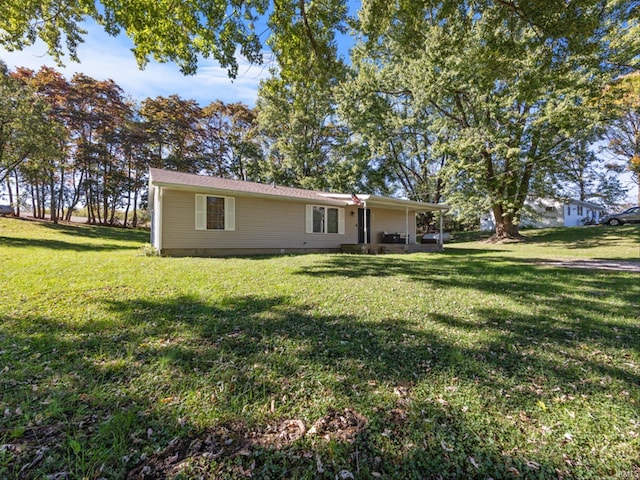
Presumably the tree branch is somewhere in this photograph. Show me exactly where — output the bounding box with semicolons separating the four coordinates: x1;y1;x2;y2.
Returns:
298;0;319;57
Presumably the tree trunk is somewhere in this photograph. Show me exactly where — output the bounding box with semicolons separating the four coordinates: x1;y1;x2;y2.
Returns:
491;205;524;241
30;184;36;218
50;175;58;224
132;188;139;227
13;170;20;217
57;165;65;221
6;178;13;212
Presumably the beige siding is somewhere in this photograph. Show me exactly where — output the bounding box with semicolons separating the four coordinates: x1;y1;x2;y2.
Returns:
344;206;360;242
369;208;418;244
161;189;357;251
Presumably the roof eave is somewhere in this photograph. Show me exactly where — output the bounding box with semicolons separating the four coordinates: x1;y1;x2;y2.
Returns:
149;180;348;206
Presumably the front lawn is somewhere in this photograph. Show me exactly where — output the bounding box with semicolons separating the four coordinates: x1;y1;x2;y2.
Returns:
1;218;638;479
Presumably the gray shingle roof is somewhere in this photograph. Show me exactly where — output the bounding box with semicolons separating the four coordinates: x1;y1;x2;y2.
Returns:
149;168;347;205
149;168;448;211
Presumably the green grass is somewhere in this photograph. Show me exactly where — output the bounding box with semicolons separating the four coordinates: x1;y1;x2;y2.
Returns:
1;218;639;479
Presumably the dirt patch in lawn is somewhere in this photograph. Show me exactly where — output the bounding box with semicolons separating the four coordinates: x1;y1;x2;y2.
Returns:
126;409;368;479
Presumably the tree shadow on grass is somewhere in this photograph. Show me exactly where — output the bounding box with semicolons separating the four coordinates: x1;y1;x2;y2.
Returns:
110;293;638;478
0;219;149;251
295;254;639;323
0;235;139;252
3;287;638;478
0;219;147;251
36;220;148;243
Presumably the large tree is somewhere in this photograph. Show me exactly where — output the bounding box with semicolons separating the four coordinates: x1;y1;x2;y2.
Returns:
255;0;355;191
200;101;262;181
13;66;75;222
1;62;63;219
139;95;203;173
353;1;636;238
602;72;640;203
2;0;638;229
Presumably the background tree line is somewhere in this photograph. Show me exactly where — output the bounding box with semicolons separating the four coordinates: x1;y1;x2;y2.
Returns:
1;0;638;236
0;63;267;226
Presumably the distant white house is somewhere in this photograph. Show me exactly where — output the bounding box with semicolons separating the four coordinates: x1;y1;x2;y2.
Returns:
481;198;605;231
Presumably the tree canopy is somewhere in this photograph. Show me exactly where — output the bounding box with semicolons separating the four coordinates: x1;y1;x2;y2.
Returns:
602;72;640;202
1;1;638;235
345;0;638;237
0;0;354;76
1;1;636;75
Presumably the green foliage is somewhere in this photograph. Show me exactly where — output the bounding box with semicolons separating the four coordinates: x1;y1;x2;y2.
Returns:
255;0;355;192
1;217;639;478
0;0;265;76
1;0;639;230
2;1;636;77
601;72;640;201
0;62;63;186
351;0;633;238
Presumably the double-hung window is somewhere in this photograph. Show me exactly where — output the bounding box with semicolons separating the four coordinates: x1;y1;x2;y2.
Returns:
195;194;235;231
306;205;344;234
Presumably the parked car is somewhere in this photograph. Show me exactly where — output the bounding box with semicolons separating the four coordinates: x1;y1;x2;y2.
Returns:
0;204;14;216
600;206;640;226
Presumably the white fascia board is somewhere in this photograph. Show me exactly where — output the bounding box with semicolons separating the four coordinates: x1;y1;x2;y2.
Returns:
364;195;449;212
320;192;448;211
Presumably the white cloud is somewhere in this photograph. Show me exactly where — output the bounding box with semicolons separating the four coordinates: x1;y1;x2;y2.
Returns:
0;21;271;106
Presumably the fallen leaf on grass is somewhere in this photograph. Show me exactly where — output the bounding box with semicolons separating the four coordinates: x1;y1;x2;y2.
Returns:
336;470;354;479
393;386;409;398
526;460;541;470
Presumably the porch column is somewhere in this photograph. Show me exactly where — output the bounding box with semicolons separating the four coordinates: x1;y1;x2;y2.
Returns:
363;202;368;245
439;211;444;245
405;207;409;244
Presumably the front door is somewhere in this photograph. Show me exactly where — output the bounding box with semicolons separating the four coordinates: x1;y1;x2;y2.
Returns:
357;208;371;243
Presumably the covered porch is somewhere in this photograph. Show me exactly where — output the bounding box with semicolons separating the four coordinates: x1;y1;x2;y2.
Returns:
331;193;448;255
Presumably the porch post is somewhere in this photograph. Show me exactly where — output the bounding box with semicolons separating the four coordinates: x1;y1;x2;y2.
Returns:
363;202;368;245
405;207;409;244
439;210;444;245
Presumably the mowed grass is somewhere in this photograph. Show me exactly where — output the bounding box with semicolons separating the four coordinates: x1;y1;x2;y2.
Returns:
0;217;638;479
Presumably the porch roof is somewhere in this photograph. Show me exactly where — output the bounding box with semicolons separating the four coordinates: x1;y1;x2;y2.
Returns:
323;193;449;212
